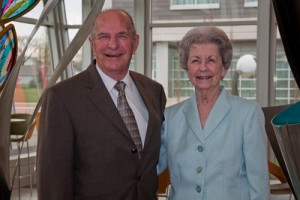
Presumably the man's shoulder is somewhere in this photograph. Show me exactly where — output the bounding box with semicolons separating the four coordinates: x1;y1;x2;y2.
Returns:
52;71;86;90
48;64;97;91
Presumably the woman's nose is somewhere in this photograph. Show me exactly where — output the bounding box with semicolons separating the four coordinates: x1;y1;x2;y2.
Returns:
197;61;208;71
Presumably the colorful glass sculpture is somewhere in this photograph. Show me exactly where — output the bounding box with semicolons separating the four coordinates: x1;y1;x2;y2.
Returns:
0;0;40;24
0;24;17;90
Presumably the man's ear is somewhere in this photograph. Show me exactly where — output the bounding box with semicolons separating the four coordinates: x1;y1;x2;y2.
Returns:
133;34;140;54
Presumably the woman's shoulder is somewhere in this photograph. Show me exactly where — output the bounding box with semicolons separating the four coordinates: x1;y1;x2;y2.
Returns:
225;90;259;107
163;96;199;125
223;90;262;116
165;96;193;112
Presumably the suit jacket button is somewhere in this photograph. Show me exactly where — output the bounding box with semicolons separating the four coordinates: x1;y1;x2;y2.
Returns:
137;175;141;181
132;148;138;154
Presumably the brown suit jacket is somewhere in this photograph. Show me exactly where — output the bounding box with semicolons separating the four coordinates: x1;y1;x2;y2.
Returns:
36;61;166;200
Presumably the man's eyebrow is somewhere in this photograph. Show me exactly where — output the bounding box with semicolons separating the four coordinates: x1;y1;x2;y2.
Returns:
95;31;129;36
116;31;129;35
96;32;109;36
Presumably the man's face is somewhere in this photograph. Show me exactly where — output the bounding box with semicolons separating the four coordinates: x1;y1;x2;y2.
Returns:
90;10;139;80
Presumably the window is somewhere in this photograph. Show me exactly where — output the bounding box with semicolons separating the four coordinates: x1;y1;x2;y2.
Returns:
170;0;220;10
10;21;51;112
244;0;258;8
65;0;82;24
275;54;300;104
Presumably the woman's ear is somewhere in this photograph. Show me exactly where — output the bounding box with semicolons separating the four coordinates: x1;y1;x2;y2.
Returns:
221;66;228;78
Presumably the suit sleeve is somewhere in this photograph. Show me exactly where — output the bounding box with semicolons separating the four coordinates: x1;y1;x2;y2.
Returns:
36;87;74;200
243;105;270;200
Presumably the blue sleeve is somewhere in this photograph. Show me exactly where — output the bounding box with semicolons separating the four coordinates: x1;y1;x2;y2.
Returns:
157;117;168;175
243;105;270;200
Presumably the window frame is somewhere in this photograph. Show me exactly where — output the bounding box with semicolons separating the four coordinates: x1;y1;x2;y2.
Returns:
170;0;220;10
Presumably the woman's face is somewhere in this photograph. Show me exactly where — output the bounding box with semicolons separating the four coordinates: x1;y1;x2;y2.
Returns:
187;43;227;92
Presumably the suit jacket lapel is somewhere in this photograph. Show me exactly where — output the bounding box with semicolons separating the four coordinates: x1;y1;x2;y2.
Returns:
130;72;155;147
86;63;133;141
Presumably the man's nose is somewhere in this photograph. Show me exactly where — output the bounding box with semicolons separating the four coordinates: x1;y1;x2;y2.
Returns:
108;36;119;49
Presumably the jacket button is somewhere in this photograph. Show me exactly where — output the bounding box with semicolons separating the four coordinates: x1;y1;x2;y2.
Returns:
197;145;203;152
196;185;201;193
132;148;138;154
137;175;141;181
196;166;202;174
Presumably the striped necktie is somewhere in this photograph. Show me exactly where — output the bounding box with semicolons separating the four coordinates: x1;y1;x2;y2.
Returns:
114;81;142;159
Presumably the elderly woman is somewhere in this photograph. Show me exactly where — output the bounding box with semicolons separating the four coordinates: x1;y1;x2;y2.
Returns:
157;26;270;200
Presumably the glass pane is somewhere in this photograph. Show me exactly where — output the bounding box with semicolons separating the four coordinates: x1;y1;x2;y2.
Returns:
171;0;220;8
68;28;83;73
0;0;41;23
245;0;257;2
22;0;43;19
10;22;52;112
65;0;82;24
153;1;257;21
0;25;17;89
8;22;51;156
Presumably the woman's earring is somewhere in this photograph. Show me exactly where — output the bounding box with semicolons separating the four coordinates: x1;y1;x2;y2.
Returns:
220;78;224;87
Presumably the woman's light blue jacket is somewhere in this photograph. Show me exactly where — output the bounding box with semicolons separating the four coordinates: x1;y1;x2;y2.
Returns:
157;88;270;200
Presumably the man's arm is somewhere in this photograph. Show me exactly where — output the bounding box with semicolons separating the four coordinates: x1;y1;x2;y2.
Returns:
36;87;74;200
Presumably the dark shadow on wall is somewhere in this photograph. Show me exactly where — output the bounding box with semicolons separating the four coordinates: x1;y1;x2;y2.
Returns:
272;0;300;88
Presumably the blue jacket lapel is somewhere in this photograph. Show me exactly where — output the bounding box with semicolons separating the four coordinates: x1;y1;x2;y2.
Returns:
183;93;205;143
183;89;231;142
203;89;231;138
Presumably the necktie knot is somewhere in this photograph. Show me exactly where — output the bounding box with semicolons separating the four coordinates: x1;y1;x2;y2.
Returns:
114;81;126;93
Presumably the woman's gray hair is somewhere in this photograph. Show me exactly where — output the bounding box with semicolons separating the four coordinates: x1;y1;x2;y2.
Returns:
179;26;233;70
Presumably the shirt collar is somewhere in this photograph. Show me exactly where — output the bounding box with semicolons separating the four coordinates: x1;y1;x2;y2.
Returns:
95;64;133;93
